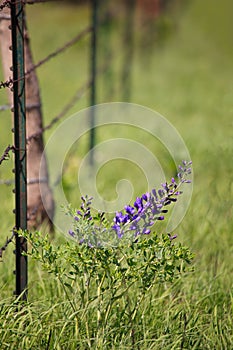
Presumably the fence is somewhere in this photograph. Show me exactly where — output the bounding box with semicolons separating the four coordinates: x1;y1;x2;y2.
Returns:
0;0;137;300
0;0;173;301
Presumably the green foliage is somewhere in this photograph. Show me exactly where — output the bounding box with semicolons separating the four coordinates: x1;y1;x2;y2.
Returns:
15;227;193;348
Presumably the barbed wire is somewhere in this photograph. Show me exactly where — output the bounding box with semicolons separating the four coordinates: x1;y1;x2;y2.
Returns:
0;0;11;11
0;24;93;90
0;0;58;10
0;179;14;185
0;104;11;111
0;103;46;112
0;78;13;89
0;0;109;263
0;58;108;174
25;25;93;76
0;230;15;260
0;13;10;19
25;0;59;4
0;145;14;165
27;78;92;142
0;79;91;179
0;77;92;185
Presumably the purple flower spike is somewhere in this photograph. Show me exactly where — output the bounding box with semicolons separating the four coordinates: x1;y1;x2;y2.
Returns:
152;189;158;200
142;193;150;201
70;161;192;245
158;189;164;198
117;231;123;239
134;197;142;210
169;234;178;241
125;205;134;216
69;230;75;237
142;228;151;235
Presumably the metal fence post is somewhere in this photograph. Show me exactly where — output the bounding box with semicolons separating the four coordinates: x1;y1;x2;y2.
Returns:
121;0;136;102
89;0;98;165
11;0;28;300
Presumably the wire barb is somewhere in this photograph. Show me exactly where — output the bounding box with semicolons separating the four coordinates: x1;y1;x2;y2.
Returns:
0;231;15;260
24;0;60;4
0;179;14;185
0;104;11;111
0;0;11;11
0;78;13;89
0;145;14;165
25;25;93;76
27;78;92;142
0;26;92;90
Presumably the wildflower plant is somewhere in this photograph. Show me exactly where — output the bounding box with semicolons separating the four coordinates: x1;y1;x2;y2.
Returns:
66;160;192;247
20;161;193;347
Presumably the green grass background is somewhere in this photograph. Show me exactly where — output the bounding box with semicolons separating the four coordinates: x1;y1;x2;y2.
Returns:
0;0;232;348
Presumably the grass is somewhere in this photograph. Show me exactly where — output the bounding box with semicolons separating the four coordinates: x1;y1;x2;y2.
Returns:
0;0;233;348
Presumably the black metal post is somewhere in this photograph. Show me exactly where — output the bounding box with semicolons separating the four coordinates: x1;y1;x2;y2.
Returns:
121;0;136;102
100;1;114;102
89;0;98;165
11;0;28;300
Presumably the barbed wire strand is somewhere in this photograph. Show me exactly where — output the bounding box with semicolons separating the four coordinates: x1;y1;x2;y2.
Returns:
0;0;58;10
0;78;89;184
0;179;14;185
0;0;11;11
0;230;15;259
0;59;109;175
0;13;10;19
0;1;110;259
0;77;89;181
27;57;110;141
0;104;11;111
25;25;93;75
0;25;93;90
26;78;92;142
24;0;59;4
0;145;14;165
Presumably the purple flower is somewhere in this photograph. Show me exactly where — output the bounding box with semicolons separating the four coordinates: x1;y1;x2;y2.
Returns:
112;224;123;238
69;230;75;237
134;197;142;211
152;189;158;200
169;234;178;241
125;205;134;216
158;189;164;198
142;228;151;235
69;161;192;245
142;193;150;201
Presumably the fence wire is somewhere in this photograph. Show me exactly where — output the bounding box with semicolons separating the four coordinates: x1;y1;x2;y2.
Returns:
0;145;14;165
0;0;116;286
0;2;96;267
0;231;15;259
0;0;11;11
0;0;59;9
0;25;93;89
0;104;11;111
